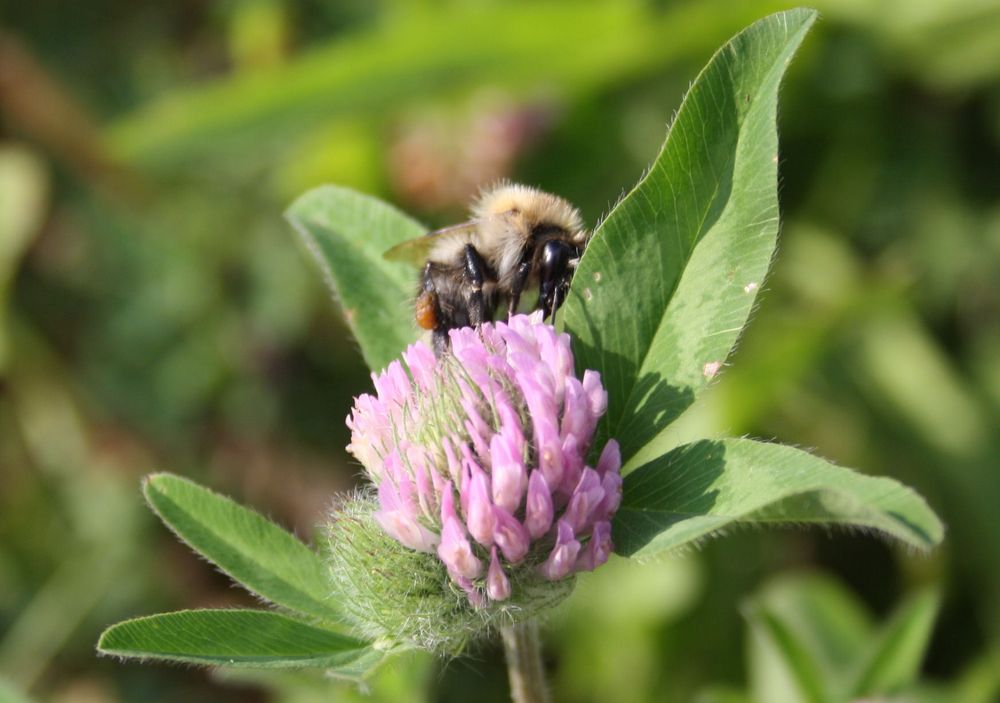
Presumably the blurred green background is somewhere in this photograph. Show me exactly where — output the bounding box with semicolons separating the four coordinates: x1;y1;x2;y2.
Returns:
1;1;999;701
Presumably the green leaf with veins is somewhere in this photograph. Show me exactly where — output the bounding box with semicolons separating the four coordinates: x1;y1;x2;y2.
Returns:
144;473;347;624
563;8;818;464
613;438;944;559
285;185;422;372
97;610;369;670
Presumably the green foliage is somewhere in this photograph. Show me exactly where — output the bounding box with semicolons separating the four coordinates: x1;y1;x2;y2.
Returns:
97;609;367;669
551;554;701;703
98;476;388;675
614;438;943;558
698;691;754;703
214;654;432;703
563;8;815;463
285;186;422;372
4;0;998;699
0;677;35;703
703;574;956;703
143;473;346;624
848;589;941;697
103;1;773;167
0;147;46;373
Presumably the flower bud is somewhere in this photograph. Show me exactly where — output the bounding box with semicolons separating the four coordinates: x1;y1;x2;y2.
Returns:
540;520;581;581
487;547;512;601
524;470;554;539
438;486;483;580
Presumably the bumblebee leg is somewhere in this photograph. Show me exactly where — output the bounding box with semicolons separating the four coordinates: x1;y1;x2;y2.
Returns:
420;262;450;356
432;328;449;356
507;258;533;317
549;286;562;326
549;281;571;327
464;244;488;326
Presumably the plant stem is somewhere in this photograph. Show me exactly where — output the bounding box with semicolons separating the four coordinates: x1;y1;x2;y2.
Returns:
501;621;550;703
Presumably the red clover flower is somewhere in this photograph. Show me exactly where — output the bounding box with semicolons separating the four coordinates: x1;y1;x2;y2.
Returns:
346;313;622;607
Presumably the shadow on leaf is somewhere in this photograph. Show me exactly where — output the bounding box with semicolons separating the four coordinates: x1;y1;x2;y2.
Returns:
612;439;726;556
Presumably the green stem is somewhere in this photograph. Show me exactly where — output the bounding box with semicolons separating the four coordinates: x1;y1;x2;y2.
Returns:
501;621;550;703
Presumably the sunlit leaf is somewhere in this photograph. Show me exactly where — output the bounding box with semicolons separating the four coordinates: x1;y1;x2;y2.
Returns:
563;8;817;463
706;575;948;703
744;574;873;703
754;574;873;684
848;589;941;696
97;610;368;669
0;676;35;703
285;185;421;372
613;438;944;558
105;2;782;165
748;607;829;703
696;689;755;703
0;146;47;373
144;473;345;624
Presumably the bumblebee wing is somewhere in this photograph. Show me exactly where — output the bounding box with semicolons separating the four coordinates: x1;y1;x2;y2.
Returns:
383;221;480;266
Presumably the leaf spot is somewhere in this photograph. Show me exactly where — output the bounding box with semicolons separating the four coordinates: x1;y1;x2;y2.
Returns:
592;271;602;283
583;288;593;301
703;361;722;379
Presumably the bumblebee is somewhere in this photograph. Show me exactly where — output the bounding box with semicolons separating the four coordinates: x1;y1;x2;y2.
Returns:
384;184;589;355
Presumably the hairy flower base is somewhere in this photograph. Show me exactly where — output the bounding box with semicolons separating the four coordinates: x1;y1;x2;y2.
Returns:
326;494;574;654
